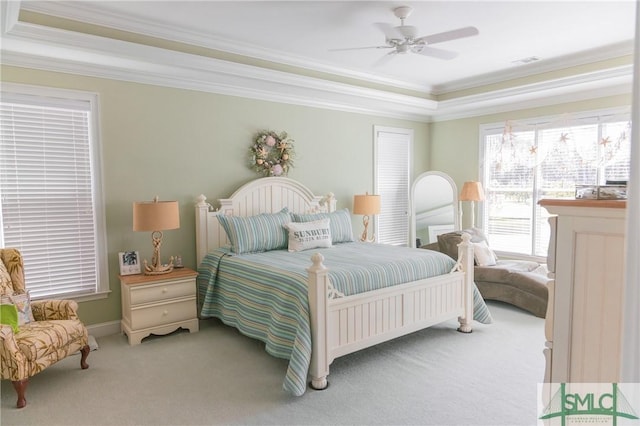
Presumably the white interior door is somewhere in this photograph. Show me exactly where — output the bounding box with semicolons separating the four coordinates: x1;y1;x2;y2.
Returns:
374;126;413;246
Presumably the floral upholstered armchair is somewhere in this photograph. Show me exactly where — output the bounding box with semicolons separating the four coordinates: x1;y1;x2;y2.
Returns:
0;248;90;408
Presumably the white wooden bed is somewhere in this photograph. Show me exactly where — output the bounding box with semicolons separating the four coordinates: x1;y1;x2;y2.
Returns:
195;177;474;391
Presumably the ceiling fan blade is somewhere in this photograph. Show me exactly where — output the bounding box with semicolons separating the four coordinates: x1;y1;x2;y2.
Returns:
329;45;394;52
414;45;458;60
374;22;404;41
416;26;479;45
372;50;397;67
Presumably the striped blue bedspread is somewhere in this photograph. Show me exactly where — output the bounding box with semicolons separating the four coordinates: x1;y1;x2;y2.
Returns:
197;242;491;396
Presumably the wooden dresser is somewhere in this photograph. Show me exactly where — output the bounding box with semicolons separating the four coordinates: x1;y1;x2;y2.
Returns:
119;268;199;345
539;199;626;383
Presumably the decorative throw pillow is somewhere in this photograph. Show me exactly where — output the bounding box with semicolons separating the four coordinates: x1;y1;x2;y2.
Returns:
0;292;34;325
437;228;494;263
473;241;498;266
217;208;292;254
284;218;332;252
0;304;20;333
291;208;355;244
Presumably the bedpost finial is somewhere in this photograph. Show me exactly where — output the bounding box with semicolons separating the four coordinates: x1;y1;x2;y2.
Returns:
196;194;207;205
308;252;327;272
319;192;337;213
460;232;472;243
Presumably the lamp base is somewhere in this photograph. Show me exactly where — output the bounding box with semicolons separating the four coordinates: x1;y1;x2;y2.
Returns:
143;257;175;275
142;231;174;275
359;215;375;243
143;263;174;275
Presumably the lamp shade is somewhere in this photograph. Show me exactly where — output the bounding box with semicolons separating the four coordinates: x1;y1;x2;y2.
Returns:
459;182;485;202
353;194;381;215
133;199;180;232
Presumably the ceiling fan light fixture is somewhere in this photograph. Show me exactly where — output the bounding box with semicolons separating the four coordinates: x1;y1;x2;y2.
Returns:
393;6;413;20
397;25;418;40
329;6;478;61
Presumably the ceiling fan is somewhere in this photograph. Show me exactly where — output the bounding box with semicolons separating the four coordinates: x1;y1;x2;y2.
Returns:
332;6;479;61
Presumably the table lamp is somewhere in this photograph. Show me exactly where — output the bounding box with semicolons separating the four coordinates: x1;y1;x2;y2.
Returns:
133;197;180;275
459;182;485;228
353;193;381;242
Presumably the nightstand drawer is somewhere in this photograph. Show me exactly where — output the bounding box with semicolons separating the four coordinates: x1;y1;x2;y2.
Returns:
130;278;195;305
130;298;196;330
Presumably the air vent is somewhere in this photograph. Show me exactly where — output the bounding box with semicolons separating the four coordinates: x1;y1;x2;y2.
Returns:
512;56;540;65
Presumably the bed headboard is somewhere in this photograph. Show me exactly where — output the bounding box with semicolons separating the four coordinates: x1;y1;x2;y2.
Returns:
195;177;336;266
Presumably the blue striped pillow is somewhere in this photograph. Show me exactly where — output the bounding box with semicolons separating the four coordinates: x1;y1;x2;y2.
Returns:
217;208;292;254
292;208;354;243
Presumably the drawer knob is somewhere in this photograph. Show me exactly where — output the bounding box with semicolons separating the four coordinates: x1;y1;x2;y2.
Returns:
163;310;168;316
162;288;168;293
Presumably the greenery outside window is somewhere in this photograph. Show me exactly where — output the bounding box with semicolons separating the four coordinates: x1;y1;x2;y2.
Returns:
480;108;631;259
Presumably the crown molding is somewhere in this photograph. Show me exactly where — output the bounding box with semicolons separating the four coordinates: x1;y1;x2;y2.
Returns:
1;16;437;121
430;66;633;122
1;0;20;34
18;0;432;94
0;2;438;121
1;2;633;124
432;40;634;95
20;0;636;99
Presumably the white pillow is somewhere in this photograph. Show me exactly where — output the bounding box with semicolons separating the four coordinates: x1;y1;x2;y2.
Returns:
284;218;332;252
473;240;497;266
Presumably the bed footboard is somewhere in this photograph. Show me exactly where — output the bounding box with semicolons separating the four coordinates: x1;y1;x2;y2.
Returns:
307;234;474;389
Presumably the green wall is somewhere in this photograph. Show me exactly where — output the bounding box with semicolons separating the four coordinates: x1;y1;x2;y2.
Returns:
2;65;632;325
1;65;430;326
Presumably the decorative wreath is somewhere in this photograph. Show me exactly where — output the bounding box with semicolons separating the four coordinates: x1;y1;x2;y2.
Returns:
249;130;295;177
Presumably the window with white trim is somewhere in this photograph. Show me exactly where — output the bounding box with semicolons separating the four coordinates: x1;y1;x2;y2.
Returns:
480;108;631;258
0;84;108;300
374;126;412;246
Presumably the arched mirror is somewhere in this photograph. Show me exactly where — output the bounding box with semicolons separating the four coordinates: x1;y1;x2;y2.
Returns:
410;171;460;248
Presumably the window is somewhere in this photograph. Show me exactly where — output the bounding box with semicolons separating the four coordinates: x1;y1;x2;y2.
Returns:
0;84;108;300
374;126;412;246
480;108;631;258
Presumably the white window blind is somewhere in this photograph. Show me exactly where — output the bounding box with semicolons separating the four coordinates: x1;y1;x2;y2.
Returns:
480;109;631;258
0;87;107;299
374;126;412;246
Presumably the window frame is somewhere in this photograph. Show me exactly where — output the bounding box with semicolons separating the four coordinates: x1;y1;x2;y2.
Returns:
0;82;109;302
479;106;631;261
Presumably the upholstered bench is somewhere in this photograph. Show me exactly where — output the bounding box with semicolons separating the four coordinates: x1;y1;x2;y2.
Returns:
422;229;550;318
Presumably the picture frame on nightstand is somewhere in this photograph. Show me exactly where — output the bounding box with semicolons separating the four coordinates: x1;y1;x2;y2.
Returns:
119;251;141;275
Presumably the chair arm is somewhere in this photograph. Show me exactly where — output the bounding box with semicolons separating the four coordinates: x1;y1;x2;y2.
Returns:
31;300;80;321
0;325;29;380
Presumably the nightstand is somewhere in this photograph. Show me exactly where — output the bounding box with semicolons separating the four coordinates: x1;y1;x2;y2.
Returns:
119;268;199;345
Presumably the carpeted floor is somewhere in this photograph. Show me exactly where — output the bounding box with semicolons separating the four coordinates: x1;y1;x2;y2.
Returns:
0;301;545;425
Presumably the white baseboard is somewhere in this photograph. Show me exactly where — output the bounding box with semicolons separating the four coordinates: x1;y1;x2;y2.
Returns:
86;320;121;338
